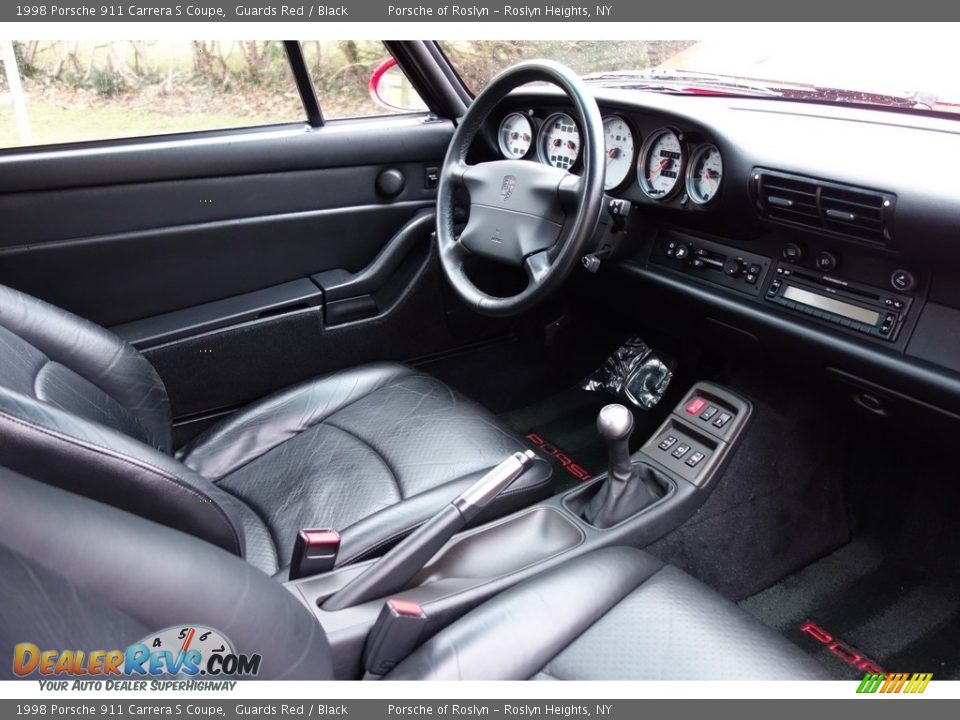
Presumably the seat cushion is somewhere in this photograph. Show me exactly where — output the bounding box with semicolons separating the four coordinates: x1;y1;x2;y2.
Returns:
387;546;830;681
178;363;553;573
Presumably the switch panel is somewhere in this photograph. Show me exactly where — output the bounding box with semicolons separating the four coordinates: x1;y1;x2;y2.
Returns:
639;381;753;487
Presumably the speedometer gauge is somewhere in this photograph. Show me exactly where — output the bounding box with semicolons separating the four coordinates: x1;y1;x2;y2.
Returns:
537;112;580;170
686;144;723;204
602;116;635;190
638;128;685;199
498;112;534;158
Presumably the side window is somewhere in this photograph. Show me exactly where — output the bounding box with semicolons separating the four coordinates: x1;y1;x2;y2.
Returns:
0;40;303;149
298;41;427;118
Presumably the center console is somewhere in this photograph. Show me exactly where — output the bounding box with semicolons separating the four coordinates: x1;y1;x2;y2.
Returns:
284;381;752;678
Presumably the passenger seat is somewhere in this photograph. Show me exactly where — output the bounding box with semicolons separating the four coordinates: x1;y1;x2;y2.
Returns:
0;466;826;681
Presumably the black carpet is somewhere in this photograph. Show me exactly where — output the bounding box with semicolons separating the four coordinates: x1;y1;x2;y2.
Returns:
740;418;960;679
740;539;960;679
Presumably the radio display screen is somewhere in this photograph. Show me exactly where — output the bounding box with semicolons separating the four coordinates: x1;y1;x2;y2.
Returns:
783;286;881;326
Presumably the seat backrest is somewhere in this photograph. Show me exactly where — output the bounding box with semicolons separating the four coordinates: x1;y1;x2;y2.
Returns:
0;283;247;557
0;283;172;450
0;466;332;680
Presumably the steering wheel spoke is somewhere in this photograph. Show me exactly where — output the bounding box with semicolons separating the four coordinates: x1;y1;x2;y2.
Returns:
524;250;553;286
558;173;585;209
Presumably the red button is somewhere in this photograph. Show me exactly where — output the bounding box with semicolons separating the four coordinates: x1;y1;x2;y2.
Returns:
388;598;425;617
685;397;707;415
303;529;340;546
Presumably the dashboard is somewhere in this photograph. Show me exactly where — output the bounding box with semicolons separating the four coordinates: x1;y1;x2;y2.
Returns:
475;88;960;425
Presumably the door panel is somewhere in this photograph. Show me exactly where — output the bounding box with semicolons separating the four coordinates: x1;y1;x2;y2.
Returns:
0;113;508;434
0;117;451;325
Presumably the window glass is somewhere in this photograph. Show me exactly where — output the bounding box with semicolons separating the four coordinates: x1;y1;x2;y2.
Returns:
299;41;427;118
0;40;303;149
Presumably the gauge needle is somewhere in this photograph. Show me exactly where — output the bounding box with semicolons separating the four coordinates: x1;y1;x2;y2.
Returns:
606;148;621;163
649;157;669;180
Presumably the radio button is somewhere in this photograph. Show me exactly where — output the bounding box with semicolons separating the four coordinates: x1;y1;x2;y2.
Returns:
816;251;839;272
782;243;803;261
891;269;916;292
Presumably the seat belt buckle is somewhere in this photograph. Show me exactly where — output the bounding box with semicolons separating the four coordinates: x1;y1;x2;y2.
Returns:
362;598;428;679
289;529;340;580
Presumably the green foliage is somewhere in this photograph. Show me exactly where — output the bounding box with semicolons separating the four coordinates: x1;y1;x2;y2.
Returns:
90;68;124;97
12;41;39;78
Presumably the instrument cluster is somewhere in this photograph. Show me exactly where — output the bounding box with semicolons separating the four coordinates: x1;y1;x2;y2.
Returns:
496;109;723;203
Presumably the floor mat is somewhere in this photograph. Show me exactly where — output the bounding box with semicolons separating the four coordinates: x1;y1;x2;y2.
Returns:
740;539;960;679
500;384;684;490
501;389;612;488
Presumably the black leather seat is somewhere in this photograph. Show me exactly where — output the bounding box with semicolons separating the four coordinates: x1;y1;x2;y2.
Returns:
0;283;552;574
0;468;827;681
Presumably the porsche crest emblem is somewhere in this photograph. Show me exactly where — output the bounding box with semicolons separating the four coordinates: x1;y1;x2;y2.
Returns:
500;175;517;201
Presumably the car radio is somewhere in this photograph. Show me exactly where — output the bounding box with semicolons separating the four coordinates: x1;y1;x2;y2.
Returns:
765;265;912;341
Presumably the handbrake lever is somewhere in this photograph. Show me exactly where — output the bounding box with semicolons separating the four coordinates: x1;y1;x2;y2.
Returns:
322;449;537;611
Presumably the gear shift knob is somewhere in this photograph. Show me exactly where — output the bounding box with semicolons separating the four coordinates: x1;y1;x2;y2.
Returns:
597;403;634;442
583;403;660;528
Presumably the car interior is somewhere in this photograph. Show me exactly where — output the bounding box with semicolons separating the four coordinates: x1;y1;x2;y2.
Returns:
2;40;959;681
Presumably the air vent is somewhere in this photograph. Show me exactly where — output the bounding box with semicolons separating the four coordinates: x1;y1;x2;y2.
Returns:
751;169;895;246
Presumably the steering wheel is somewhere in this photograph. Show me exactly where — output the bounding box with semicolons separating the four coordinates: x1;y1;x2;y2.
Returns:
436;60;605;317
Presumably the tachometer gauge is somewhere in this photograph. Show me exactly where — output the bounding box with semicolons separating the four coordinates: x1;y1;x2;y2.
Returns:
498;112;534;159
686;144;723;204
537;112;580;170
638;128;685;199
602;116;635;190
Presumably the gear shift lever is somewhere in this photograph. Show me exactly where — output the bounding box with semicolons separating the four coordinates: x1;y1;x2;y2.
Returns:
583;403;662;527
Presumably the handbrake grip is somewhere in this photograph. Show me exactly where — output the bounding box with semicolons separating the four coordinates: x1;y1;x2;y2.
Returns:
322;450;536;611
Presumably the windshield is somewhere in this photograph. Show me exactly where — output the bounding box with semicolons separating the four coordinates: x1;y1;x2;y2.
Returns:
439;39;960;115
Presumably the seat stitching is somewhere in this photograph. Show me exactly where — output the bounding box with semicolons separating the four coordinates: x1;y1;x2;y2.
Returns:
0;409;242;556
